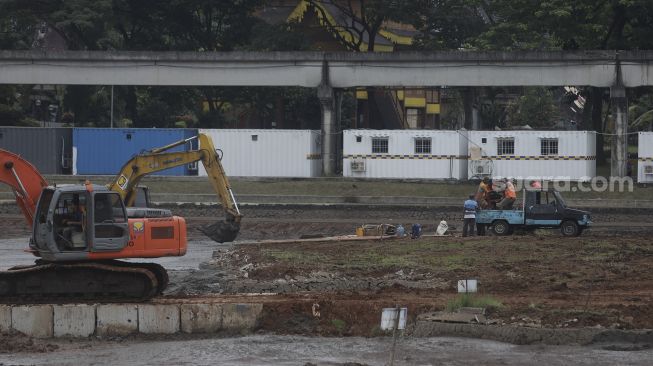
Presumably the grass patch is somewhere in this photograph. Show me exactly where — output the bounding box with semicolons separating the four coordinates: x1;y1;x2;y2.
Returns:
258;238;487;273
331;319;347;333
31;175;652;200
262;249;327;265
446;294;503;312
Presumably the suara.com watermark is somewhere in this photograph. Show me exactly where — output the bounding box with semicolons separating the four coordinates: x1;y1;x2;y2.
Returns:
489;176;634;193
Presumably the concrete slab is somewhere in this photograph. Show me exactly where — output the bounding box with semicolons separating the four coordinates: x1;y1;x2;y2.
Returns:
0;305;10;333
222;303;262;332
180;304;222;334
138;305;180;334
418;311;487;324
96;304;138;337
11;305;53;338
53;304;96;338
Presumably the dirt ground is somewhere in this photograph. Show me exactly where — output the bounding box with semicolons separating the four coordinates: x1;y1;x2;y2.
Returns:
1;202;652;339
175;233;651;334
0;333;58;353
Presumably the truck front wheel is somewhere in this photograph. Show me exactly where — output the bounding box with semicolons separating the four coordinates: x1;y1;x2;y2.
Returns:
561;220;580;237
491;220;511;236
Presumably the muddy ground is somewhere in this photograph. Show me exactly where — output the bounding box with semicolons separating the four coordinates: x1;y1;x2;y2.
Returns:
3;335;653;366
1;203;652;338
0;333;58;354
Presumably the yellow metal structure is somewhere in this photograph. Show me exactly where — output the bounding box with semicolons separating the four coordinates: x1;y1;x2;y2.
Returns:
107;133;242;242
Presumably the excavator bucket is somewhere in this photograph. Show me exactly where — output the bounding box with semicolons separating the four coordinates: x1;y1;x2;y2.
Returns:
199;220;241;243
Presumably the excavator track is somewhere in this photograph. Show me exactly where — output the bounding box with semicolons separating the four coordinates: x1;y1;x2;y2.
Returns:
99;260;169;295
0;260;166;304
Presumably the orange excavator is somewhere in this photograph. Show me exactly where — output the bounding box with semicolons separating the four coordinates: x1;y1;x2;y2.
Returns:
0;133;241;302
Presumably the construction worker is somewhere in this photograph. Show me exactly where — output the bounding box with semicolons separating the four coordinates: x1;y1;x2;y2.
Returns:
463;194;478;237
497;178;516;210
475;176;491;209
529;180;542;189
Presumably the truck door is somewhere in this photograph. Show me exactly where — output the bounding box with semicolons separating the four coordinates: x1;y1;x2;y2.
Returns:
525;191;562;225
90;192;129;252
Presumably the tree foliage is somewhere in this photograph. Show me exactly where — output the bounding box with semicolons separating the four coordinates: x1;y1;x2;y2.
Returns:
414;0;487;50
305;0;422;51
506;87;560;128
2;0;653;134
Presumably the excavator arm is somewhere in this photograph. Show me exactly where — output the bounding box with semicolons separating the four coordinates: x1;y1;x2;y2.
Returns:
107;133;241;242
0;149;48;228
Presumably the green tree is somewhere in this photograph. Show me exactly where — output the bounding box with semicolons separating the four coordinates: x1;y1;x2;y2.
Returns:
305;0;423;51
506;87;559;128
2;0;114;49
414;0;487;50
0;0;39;49
164;0;262;51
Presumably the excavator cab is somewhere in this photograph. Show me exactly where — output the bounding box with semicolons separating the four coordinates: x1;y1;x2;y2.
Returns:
31;185;130;261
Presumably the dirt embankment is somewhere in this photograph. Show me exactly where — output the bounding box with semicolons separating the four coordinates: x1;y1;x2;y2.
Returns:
166;233;653;335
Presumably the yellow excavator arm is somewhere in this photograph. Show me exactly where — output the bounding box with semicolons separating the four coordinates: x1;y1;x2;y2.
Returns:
107;133;242;242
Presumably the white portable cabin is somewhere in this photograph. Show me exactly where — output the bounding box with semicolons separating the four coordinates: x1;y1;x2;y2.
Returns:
638;132;653;183
342;129;468;179
467;130;596;181
198;129;322;177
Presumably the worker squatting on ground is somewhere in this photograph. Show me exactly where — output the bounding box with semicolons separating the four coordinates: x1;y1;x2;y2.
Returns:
463;194;479;237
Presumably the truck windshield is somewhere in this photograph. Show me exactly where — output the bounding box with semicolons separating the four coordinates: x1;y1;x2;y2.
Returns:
553;191;567;208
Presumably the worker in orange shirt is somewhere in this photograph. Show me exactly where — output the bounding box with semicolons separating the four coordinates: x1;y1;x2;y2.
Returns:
497;178;516;210
475;176;491;209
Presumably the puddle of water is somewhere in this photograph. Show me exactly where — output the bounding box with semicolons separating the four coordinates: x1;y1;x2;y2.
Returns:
0;335;651;366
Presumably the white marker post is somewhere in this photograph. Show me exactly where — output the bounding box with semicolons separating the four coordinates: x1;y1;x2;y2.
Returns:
381;306;407;366
457;279;478;293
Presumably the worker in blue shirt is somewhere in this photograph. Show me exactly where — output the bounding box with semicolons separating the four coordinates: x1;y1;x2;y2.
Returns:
463;194;479;237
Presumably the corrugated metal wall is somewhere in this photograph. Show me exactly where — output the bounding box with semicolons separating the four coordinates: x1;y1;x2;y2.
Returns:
73;128;196;175
342;129;468;179
638;132;653;183
468;131;596;181
0;127;72;174
198;129;322;177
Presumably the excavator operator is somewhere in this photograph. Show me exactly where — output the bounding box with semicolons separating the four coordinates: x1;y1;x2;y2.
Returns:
61;194;87;248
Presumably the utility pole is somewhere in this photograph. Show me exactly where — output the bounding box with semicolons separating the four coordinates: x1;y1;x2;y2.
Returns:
610;55;628;177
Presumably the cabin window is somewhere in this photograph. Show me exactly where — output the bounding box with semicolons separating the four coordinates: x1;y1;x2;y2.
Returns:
371;137;389;154
497;138;514;155
414;138;432;154
541;138;559;155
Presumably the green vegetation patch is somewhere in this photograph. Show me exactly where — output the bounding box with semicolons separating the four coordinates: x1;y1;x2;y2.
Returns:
446;294;503;312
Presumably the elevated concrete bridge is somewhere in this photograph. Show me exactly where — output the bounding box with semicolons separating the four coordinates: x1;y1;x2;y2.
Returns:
2;50;650;176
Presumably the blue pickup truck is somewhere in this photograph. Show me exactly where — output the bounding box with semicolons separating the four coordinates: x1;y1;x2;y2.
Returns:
476;188;592;236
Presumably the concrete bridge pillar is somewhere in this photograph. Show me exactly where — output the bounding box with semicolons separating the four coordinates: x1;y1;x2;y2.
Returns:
610;61;628;178
318;60;336;176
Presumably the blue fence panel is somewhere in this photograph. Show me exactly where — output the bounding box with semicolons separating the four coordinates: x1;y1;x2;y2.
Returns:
73;128;193;176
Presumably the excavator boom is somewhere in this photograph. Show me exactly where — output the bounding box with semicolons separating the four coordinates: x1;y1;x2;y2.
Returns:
107;133;242;243
0;149;48;227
